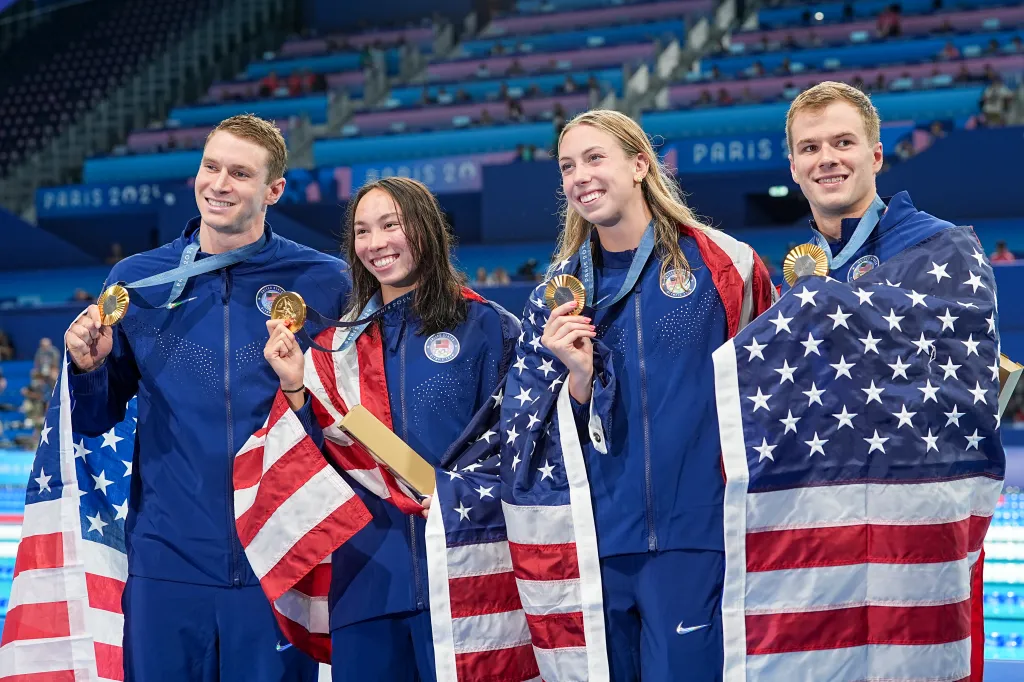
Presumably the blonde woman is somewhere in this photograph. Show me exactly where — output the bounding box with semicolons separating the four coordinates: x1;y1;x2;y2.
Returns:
529;109;775;680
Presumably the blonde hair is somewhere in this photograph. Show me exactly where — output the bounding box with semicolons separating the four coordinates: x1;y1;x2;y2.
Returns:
551;109;710;279
785;81;881;152
205;114;288;182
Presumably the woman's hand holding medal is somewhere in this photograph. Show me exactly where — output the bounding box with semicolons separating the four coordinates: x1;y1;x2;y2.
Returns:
541;300;597;404
265;318;306;410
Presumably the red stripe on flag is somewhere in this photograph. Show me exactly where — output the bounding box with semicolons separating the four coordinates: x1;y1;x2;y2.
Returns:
13;532;63;577
234;393;292;490
746;600;972;655
449;571;521;619
236;439;336;547
85;573;125;614
355;327;393;431
95;642;125;682
0;672;77;682
456;643;540;682
508;542;580;582
257;495;371;602
274;607;331;665
525;611;586;650
1;602;71;646
747;519;975;572
292;562;333;599
968;515;990;553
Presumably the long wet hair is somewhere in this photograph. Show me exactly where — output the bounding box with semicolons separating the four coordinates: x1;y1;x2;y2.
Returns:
551;109;712;278
343;177;467;335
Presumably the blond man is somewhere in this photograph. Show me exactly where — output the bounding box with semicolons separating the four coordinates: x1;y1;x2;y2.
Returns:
64;115;347;681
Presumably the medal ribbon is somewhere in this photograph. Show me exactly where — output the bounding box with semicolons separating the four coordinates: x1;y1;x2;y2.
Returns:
299;292;411;354
811;195;886;270
578;220;657;310
118;230;269;308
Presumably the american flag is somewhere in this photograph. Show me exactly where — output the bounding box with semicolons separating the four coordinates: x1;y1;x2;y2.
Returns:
0;358;135;682
426;226;773;682
713;225;1004;682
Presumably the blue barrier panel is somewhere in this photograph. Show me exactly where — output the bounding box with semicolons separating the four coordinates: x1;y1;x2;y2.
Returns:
457;18;685;58
84;151;200;185
388;67;623;106
313;122;555;167
167;95;329;127
756;0;1010;29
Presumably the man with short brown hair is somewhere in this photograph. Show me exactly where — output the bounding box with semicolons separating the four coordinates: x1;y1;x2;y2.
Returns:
63;115;348;681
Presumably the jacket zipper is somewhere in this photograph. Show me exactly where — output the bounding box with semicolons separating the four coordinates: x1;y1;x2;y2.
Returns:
402;331;425;609
223;270;242;585
635;289;657;552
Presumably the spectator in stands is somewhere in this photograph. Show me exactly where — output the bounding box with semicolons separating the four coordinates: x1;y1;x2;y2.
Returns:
807;30;824;47
553;102;568;139
981;75;1013;127
258;71;280;98
934;18;954;34
489;266;511;285
894;137;916;162
515;258;540;281
1010;82;1024;125
929;120;949;140
985;38;1002;56
311;72;327;93
783;34;797;50
696;89;713;107
745;60;765;78
475;62;491;78
775;57;793;77
33;338;60;377
1008;36;1023;54
70;288;93;303
562;75;578;94
739;86;756;104
717;88;734;106
877;4;902;38
852;74;866;91
419;87;435;106
871;73;888;92
990;240;1016;264
709;65;722;81
507;59;525;76
0;329;13;361
106;241;124;265
473;266;489;286
507;98;525;122
938;41;960;61
983;64;998;83
955;63;973;84
455;87;470;103
479;108;494;126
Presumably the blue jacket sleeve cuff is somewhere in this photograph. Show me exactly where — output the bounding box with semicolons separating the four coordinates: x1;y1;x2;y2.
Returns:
293;394;325;450
67;361;110;396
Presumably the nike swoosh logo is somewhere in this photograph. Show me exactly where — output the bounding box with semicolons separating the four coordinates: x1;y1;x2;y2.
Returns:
676;622;710;636
166;296;198;310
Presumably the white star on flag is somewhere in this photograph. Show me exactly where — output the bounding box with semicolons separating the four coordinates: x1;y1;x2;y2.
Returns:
918;380;940;403
830;356;855;380
927;262;951;282
827;306;851;330
101;427;124;452
770;312;793;334
446;470;464;481
753;438;776;462
478;429;497;443
475;485;495;499
971;250;986;267
454;502;472;521
912;333;934;356
123;460;133;477
937;309;958;332
538;460;556;481
805;432;828;457
526;413;541;429
34;468;51;493
864;430;890;454
74;439;92;460
514;387;534;407
529;335;543;352
859;331;881;354
744;338;767;361
491;389;504;406
803;383;825;406
965;429;986;450
747;388;772;412
986;315;996;335
774;360;797;384
883;309;904;331
962;334;980;357
86;512;108;536
113;500;129;520
779;410;800;434
513;355;529;375
893;404;916;429
862;380;885;404
888;356;911;380
794;287;818;307
939;357;961;380
832;406;856;429
91;471;113;496
39;421;51;446
854;288;875;306
991;359;1000;383
921;429;939;452
905;290;928;307
548;376;564;393
968;382;988;405
945;405;965;427
801;333;823;357
506;425;520;445
537;358;556;377
963;272;986;293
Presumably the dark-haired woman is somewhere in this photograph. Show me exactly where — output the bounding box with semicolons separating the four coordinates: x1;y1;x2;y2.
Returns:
256;177;519;681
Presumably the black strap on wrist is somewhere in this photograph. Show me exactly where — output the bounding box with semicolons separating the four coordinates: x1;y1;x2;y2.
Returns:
281;385;305;394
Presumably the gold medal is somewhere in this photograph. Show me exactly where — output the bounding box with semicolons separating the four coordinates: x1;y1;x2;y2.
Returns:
544;275;586;316
782;244;830;286
97;284;130;326
270;291;307;332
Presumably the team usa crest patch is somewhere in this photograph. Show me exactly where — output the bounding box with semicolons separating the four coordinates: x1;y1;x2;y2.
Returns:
256;284;285;316
424;332;460;363
848;255;880;282
661;267;697;298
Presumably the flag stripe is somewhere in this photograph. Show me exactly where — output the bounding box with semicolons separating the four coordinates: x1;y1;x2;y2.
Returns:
1;602;71;645
255;493;371;600
451;610;532;655
746;639;972;680
516;578;582;616
85;573;124;615
87;606;125;647
508;542;580;582
20;500;64;537
446;540;513;578
1;673;78;682
524;612;587;650
503;503;575;545
455;643;541;682
13;533;63;577
746;600;972;655
532;645;590;682
8;568;84;609
747;516;989;572
291;562;333;599
449;572;521;619
275;590;330;635
95;642;124;682
746;477;1003;532
745;558;971;613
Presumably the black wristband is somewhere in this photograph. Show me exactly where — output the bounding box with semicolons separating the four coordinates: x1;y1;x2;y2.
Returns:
281;385;305;394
